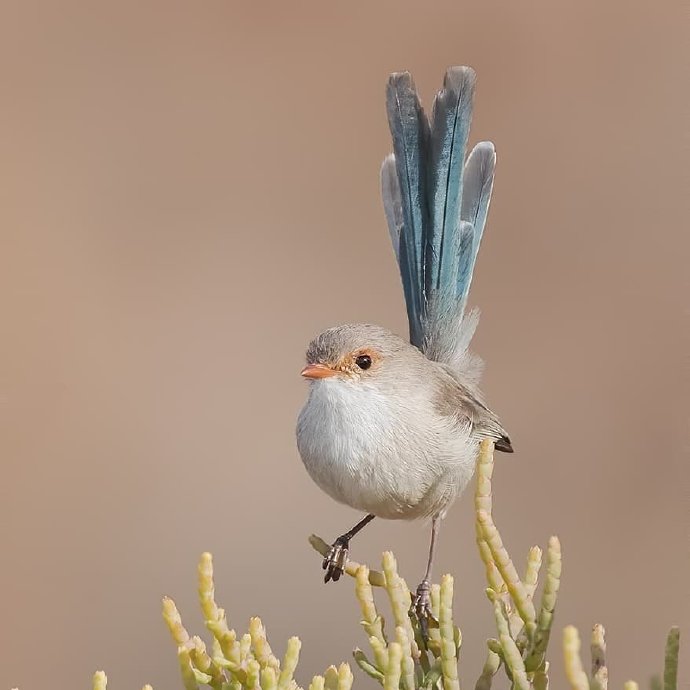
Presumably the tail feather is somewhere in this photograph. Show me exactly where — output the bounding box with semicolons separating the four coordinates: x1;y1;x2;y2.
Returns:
427;67;476;298
461;141;496;229
385;73;430;347
454;220;477;314
380;154;403;263
380;66;497;372
459;141;496;309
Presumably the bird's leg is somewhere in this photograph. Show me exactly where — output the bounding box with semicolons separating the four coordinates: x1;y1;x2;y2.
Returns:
323;513;375;583
412;516;441;641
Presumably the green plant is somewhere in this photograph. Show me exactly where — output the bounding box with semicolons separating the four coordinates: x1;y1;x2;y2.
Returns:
91;442;680;690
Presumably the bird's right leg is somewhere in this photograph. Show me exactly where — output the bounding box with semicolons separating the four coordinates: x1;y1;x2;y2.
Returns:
412;516;441;642
323;513;375;583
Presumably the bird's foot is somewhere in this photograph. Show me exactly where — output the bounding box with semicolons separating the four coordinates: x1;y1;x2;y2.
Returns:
323;535;349;583
411;579;439;643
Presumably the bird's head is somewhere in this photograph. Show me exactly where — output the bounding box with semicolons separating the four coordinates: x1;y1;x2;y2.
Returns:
301;324;413;383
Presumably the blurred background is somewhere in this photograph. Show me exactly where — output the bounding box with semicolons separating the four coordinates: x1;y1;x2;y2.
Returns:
0;1;687;688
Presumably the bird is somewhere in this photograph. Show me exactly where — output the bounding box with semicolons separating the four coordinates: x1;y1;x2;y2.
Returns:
295;66;512;632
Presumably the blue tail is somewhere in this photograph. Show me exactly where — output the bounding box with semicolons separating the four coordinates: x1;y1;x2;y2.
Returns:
381;67;496;368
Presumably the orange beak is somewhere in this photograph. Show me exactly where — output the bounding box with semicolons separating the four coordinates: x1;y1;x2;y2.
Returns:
301;363;338;379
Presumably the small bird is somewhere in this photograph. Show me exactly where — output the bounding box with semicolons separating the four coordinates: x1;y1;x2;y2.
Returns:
296;66;512;631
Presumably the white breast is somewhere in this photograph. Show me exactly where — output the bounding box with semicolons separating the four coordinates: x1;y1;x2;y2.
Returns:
296;377;477;520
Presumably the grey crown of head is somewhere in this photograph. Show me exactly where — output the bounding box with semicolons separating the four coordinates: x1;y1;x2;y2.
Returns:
305;324;410;365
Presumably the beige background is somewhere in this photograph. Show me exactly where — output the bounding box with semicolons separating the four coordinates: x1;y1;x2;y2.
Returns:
0;2;687;689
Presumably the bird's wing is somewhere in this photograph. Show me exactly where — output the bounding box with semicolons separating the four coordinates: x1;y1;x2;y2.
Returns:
433;363;513;452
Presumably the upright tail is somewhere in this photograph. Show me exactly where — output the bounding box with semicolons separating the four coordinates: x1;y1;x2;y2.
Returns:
381;66;496;382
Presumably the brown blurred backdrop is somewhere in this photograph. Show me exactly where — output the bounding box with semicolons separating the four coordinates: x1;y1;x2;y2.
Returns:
0;2;687;688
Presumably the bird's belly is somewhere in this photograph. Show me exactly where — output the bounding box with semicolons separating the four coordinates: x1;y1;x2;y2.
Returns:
296;383;477;520
301;436;433;519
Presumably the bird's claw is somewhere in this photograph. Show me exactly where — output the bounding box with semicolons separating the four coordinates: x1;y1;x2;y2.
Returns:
322;536;349;583
410;580;439;644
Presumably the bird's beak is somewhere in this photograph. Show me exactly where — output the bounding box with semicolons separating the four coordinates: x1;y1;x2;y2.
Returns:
301;363;338;379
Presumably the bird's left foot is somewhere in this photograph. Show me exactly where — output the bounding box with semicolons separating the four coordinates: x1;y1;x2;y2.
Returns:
323;535;349;583
411;579;439;643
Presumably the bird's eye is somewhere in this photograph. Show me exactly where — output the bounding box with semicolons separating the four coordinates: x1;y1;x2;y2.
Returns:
355;354;372;370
